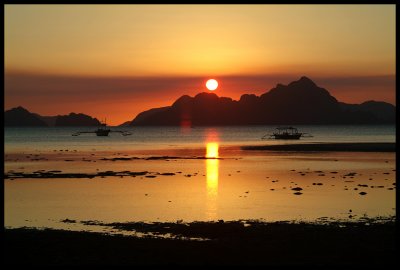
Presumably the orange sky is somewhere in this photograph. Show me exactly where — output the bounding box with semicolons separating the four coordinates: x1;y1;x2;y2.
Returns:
4;5;395;125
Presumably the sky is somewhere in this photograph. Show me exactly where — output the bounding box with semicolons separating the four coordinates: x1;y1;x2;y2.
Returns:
4;4;396;125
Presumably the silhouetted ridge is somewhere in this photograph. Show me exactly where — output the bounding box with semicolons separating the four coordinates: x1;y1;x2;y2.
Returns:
5;107;101;127
258;77;340;124
129;76;395;126
290;76;317;87
55;113;100;126
339;101;395;123
129;106;170;126
33;114;57;126
172;95;192;107
5;107;47;126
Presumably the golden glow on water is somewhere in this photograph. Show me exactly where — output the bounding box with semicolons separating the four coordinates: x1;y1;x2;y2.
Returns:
206;142;219;220
4;150;396;228
206;142;219;159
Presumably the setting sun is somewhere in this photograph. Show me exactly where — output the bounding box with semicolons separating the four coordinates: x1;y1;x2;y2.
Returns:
3;5;396;265
206;79;218;91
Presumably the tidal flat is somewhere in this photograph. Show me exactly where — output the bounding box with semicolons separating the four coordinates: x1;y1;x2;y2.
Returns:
5;143;396;227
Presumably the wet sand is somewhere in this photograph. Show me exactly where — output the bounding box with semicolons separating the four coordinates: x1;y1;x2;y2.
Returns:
5;144;396;226
4;218;395;265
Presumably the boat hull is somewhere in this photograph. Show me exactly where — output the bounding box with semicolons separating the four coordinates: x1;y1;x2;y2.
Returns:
272;134;302;140
95;129;110;136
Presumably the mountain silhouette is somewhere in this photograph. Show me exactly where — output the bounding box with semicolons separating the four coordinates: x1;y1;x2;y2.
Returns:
339;101;396;124
128;76;395;126
33;114;57;126
54;113;100;126
4;106;48;126
5;107;101;127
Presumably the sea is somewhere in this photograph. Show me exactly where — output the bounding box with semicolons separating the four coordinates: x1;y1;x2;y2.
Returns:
4;125;396;233
4;125;396;152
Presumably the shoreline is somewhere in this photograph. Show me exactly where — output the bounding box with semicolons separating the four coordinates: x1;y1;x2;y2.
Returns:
242;142;395;152
4;218;396;265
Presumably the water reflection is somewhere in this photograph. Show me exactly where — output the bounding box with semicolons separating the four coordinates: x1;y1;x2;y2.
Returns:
206;142;219;220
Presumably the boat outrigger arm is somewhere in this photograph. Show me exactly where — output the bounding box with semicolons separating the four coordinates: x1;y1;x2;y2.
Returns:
72;130;132;136
261;133;314;140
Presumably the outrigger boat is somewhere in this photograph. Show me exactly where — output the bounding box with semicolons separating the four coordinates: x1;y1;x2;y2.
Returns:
262;126;313;140
72;121;132;137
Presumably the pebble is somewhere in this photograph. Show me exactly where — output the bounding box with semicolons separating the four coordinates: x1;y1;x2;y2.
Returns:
291;187;303;191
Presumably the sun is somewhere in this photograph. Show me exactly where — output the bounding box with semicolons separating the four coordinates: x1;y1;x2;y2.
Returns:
206;79;218;91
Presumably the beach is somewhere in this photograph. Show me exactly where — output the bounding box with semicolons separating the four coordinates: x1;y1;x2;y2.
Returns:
4;218;396;265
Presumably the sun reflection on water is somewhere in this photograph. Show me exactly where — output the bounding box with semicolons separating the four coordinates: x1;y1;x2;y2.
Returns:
206;142;219;220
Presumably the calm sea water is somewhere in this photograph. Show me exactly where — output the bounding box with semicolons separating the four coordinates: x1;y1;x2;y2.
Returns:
4;125;396;152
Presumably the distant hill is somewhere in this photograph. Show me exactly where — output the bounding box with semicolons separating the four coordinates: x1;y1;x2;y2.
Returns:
5;107;101;127
339;101;396;124
128;76;396;126
118;120;132;127
5;107;48;126
126;106;170;126
32;114;57;126
55;113;100;126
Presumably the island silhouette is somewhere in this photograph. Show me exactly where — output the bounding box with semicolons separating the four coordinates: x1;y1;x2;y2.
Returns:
5;107;101;127
127;76;395;126
4;77;395;127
